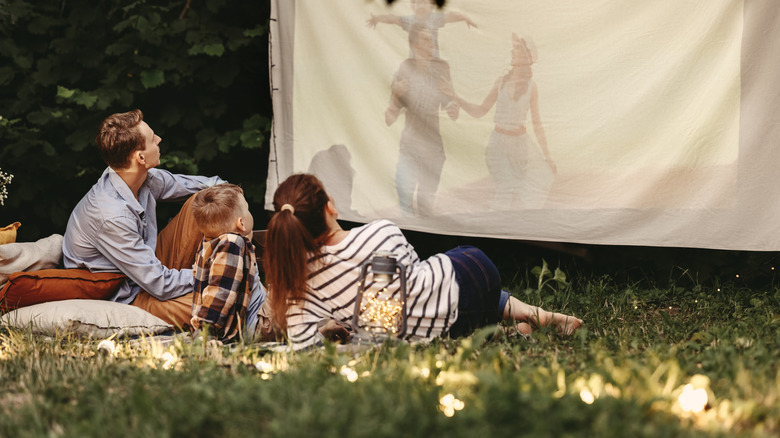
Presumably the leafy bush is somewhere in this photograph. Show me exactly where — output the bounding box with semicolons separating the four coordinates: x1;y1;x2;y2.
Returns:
0;0;271;240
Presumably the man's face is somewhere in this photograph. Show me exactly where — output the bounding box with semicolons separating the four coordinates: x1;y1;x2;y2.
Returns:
412;30;435;60
137;121;161;169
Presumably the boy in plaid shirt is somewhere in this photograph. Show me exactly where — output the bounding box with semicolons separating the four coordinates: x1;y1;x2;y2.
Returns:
190;183;266;342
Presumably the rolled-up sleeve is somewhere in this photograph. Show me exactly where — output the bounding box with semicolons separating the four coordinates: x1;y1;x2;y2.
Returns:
149;170;224;201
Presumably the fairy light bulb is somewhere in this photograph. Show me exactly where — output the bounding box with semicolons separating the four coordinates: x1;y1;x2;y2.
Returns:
97;339;117;356
579;388;595;404
678;384;708;413
439;393;465;417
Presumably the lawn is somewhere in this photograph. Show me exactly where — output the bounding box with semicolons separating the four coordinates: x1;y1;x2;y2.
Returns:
1;262;779;437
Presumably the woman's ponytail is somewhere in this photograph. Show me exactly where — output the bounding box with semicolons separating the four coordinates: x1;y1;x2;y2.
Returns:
263;174;330;331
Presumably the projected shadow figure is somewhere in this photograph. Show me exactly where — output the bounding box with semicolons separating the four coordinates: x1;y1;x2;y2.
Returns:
443;34;556;210
385;24;459;216
366;0;476;60
307;144;359;217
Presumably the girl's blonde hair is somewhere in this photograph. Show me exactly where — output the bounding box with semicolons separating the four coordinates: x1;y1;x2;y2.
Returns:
264;174;330;330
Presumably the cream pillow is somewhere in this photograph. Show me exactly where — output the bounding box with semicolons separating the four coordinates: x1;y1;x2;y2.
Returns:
1;299;173;338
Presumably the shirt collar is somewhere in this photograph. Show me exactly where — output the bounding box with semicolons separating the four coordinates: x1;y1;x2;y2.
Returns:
104;167;146;216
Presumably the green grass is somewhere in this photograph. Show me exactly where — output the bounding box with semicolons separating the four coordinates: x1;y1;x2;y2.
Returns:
2;268;779;437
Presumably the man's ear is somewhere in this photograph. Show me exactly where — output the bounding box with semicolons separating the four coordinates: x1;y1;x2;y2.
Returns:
133;150;145;166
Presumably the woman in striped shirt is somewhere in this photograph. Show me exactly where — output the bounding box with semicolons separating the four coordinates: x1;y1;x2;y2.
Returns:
264;174;582;350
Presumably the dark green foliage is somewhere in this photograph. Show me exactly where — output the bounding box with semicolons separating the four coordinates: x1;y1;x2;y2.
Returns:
0;0;271;240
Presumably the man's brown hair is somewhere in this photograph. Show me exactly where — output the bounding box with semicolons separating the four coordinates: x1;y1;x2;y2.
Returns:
95;109;145;169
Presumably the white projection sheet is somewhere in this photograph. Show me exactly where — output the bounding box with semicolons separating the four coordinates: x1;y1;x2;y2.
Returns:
267;0;780;251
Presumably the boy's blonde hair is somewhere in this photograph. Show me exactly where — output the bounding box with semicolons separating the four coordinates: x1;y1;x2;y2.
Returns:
192;183;245;237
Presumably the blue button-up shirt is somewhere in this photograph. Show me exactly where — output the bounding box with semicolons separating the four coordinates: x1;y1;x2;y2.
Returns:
62;167;225;304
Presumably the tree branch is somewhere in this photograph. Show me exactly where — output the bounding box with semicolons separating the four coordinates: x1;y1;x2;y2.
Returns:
179;0;192;19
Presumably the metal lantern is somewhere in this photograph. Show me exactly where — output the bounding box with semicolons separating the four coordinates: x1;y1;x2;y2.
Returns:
352;251;408;341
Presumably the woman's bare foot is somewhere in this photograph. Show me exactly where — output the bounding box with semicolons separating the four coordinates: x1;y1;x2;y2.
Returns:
503;296;584;336
550;312;583;336
526;308;583;336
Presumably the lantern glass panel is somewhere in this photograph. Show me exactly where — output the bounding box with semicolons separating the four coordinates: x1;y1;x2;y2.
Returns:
358;274;403;335
354;252;407;339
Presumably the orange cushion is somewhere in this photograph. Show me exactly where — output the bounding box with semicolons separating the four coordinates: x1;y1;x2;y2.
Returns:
0;269;126;312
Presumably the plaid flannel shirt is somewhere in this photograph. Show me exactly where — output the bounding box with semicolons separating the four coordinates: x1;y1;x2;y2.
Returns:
191;232;258;341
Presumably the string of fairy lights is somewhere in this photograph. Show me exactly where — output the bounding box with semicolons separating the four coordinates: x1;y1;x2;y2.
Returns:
357;287;404;335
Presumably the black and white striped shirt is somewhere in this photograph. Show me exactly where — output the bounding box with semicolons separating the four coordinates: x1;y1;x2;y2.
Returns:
286;220;459;350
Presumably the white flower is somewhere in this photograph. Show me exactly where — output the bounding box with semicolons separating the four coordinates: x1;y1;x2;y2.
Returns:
0;168;13;206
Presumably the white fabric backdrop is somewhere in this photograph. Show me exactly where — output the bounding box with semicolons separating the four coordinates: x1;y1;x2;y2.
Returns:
267;0;780;251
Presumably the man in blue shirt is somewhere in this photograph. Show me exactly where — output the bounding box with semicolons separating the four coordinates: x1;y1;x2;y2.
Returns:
62;109;264;331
